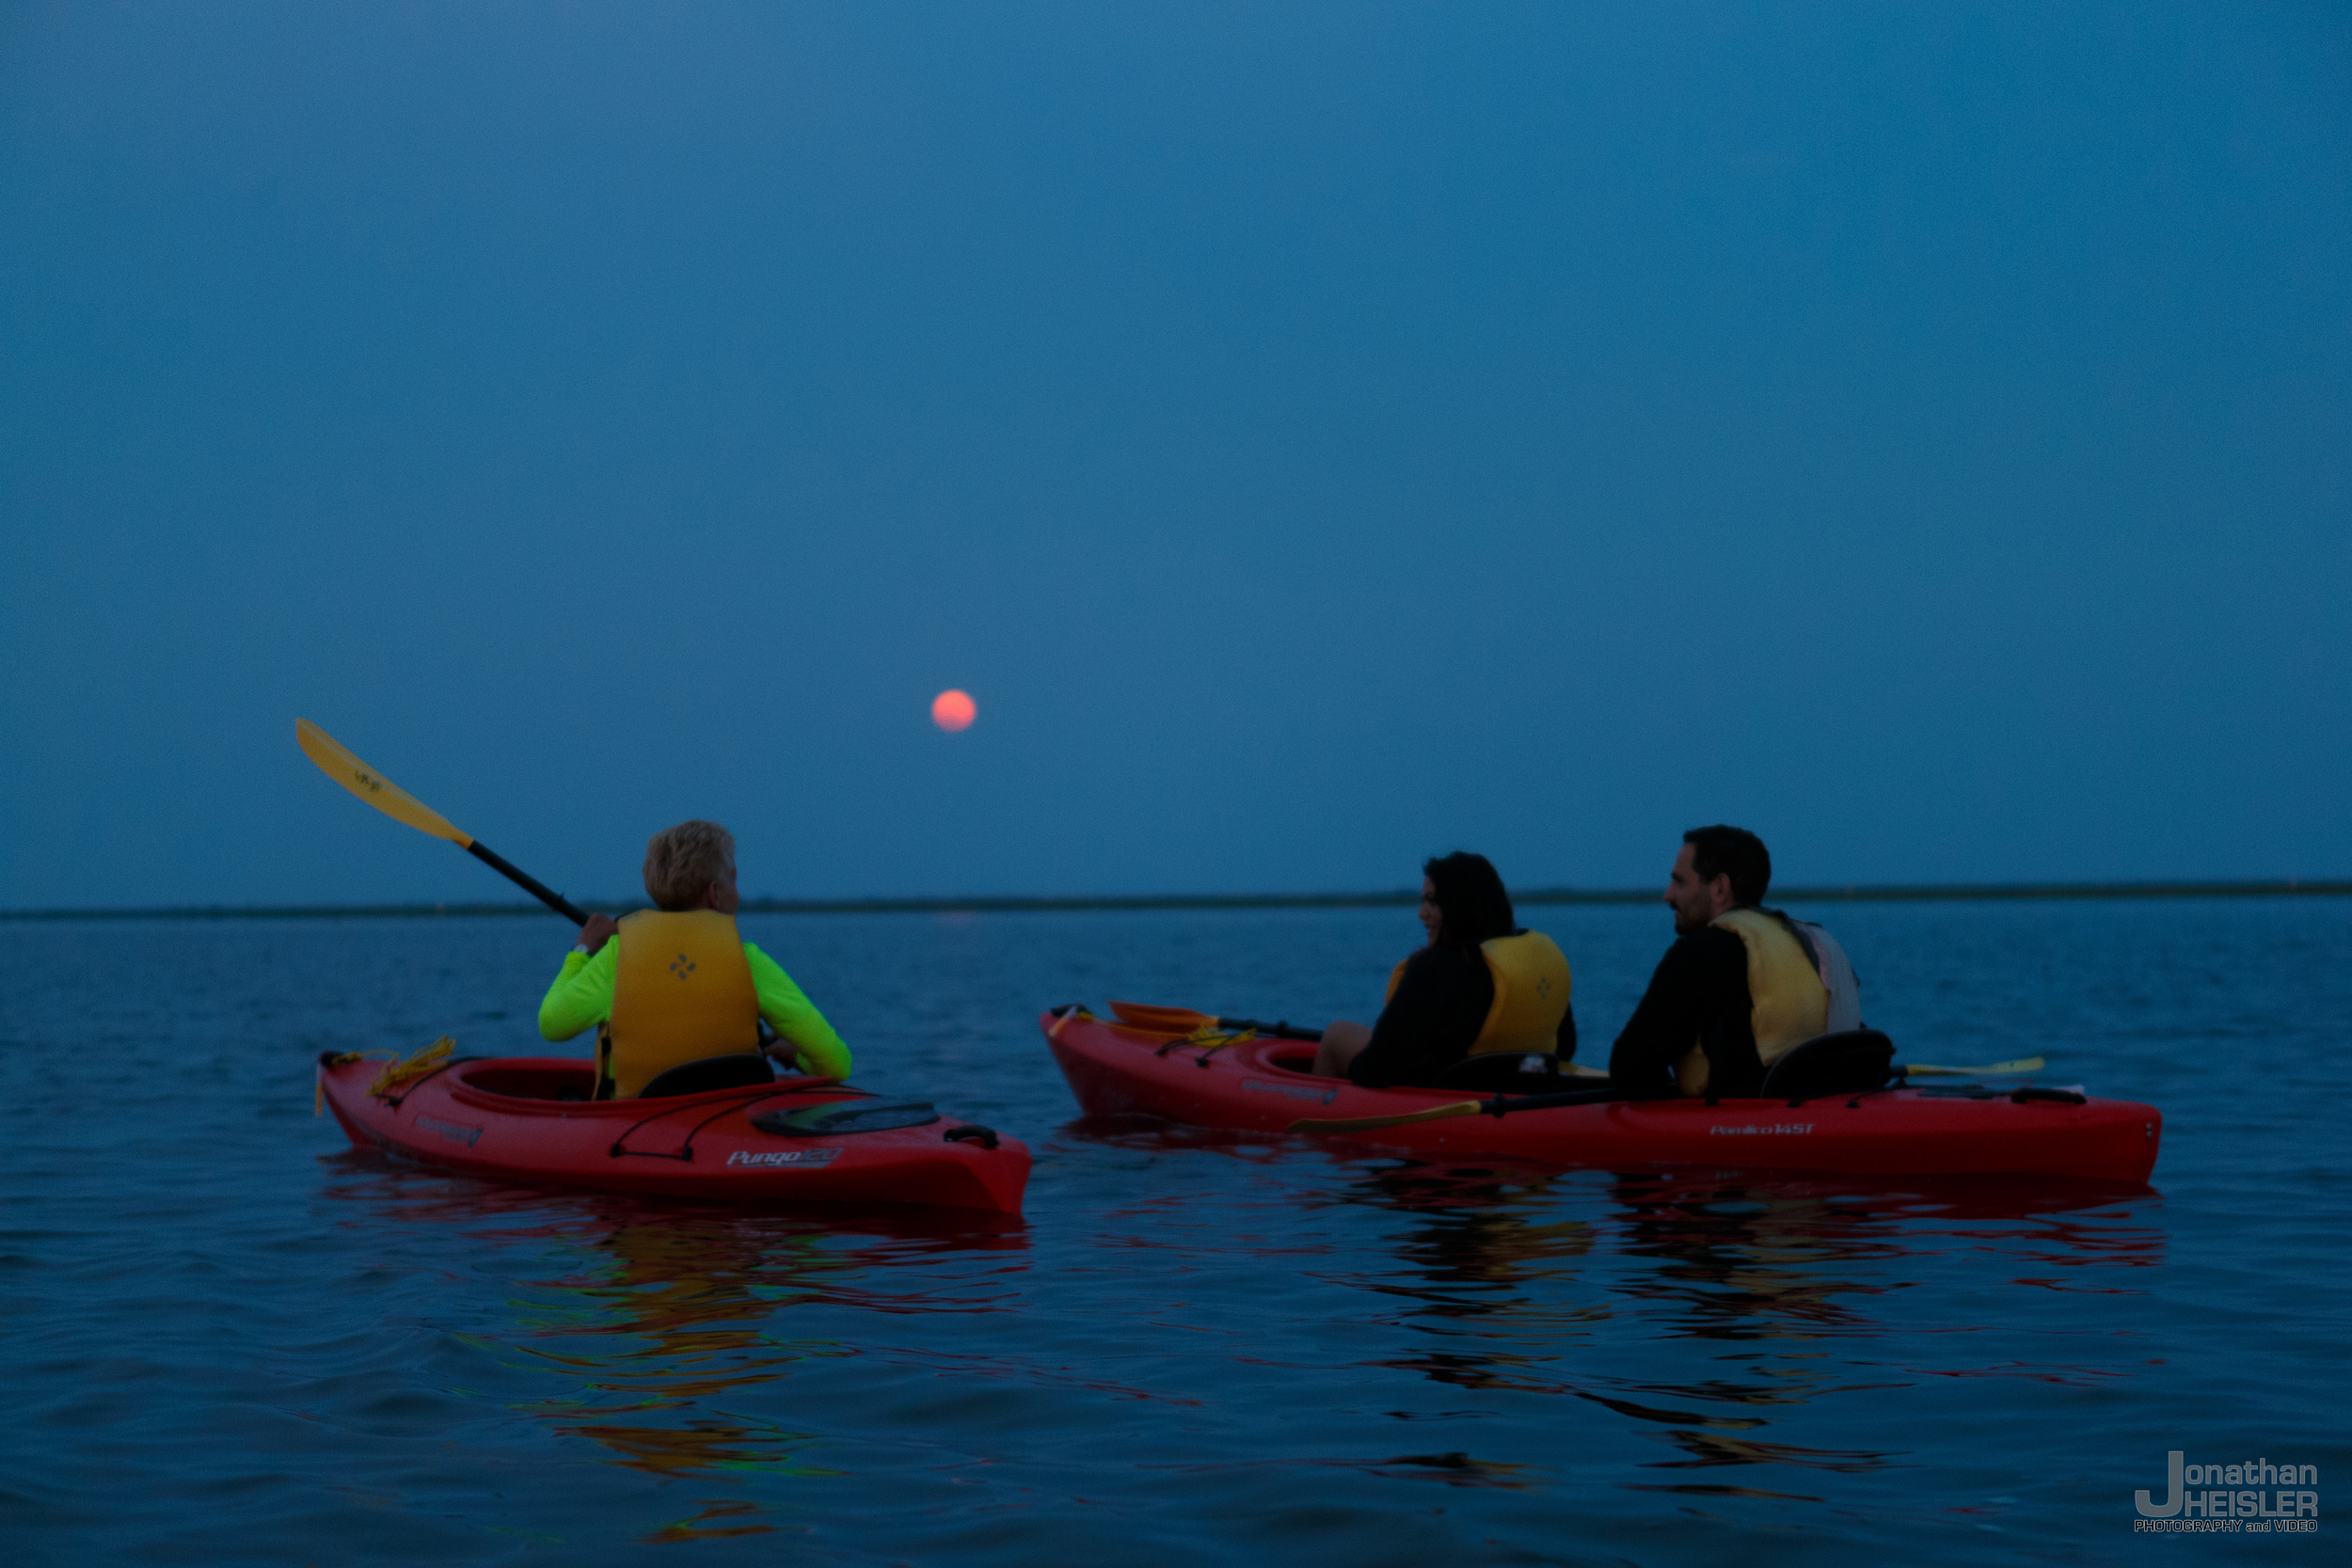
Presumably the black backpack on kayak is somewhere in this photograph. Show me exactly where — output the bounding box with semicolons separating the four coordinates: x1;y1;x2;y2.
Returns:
1758;1030;1896;1099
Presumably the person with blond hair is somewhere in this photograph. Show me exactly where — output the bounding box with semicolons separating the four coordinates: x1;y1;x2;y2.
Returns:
537;820;852;1098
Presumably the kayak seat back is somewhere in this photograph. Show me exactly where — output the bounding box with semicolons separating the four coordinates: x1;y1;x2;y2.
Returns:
1429;1052;1573;1094
1758;1030;1896;1099
639;1053;776;1100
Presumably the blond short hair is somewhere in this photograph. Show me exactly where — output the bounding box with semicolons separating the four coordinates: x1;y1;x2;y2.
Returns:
643;820;736;911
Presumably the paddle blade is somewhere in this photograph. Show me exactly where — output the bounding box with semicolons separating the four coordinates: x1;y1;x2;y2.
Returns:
296;719;473;847
1900;1056;2045;1078
1289;1101;1480;1135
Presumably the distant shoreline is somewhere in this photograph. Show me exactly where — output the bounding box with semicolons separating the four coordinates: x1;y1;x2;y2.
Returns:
3;879;2345;922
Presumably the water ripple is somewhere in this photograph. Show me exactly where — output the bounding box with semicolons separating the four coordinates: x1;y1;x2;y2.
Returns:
4;902;2347;1563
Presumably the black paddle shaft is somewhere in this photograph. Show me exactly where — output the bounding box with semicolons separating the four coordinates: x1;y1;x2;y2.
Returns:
1216;1016;1327;1041
466;840;591;926
1478;1085;1630;1117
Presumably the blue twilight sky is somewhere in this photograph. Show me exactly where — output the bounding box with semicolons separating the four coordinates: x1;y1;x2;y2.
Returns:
2;2;2346;911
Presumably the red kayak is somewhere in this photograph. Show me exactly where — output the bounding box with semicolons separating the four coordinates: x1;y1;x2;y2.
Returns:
318;1049;1030;1213
1042;1008;2160;1182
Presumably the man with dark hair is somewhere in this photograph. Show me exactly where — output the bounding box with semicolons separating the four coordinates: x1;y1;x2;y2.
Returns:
1682;825;1772;910
1607;826;1861;1099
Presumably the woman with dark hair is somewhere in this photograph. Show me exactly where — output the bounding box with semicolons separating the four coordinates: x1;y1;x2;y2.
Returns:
1312;851;1578;1086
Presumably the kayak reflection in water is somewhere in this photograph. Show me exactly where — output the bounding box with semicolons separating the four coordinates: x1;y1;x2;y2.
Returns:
536;819;853;1099
1606;825;1862;1100
1312;852;1577;1086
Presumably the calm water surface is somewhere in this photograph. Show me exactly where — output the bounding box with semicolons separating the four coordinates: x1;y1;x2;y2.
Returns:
5;898;2346;1564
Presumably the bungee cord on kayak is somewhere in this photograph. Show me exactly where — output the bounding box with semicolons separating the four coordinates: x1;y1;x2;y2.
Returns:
366;1037;455;1100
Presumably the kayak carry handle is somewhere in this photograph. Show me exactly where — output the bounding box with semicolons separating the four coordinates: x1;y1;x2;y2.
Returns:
946;1125;1001;1150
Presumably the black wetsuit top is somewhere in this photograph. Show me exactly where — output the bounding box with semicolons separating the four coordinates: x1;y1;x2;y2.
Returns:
1607;926;1763;1098
1346;937;1579;1089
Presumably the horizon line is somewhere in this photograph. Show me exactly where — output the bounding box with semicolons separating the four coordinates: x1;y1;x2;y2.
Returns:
2;877;2346;922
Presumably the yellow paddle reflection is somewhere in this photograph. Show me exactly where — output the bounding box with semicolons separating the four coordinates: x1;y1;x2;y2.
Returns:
453;1204;1027;1492
493;1216;849;1482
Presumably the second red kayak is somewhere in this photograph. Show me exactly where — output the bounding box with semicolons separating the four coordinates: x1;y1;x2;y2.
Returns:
1042;1007;2159;1182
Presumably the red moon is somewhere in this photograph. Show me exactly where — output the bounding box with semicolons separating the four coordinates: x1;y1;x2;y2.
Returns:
930;689;977;732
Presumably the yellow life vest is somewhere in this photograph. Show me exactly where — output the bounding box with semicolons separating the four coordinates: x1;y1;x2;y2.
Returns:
1470;931;1573;1054
1673;907;1831;1096
1382;930;1573;1058
601;910;761;1099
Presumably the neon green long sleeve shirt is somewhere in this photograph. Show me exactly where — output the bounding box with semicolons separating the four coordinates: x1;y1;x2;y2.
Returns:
536;940;854;1080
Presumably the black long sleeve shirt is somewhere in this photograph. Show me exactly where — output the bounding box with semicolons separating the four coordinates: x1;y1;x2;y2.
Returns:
1607;927;1761;1099
1346;939;1579;1089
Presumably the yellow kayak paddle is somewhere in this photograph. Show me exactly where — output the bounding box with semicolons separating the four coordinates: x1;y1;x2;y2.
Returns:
296;718;589;926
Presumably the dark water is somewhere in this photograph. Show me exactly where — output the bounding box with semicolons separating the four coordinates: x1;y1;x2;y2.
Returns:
5;897;2345;1564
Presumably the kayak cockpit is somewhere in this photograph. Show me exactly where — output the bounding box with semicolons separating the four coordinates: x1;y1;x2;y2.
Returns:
447;1055;782;1106
436;1056;841;1118
453;1061;597;1101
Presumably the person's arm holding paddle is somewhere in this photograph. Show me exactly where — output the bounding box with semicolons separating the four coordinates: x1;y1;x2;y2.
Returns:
538;920;619;1042
535;913;623;1039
